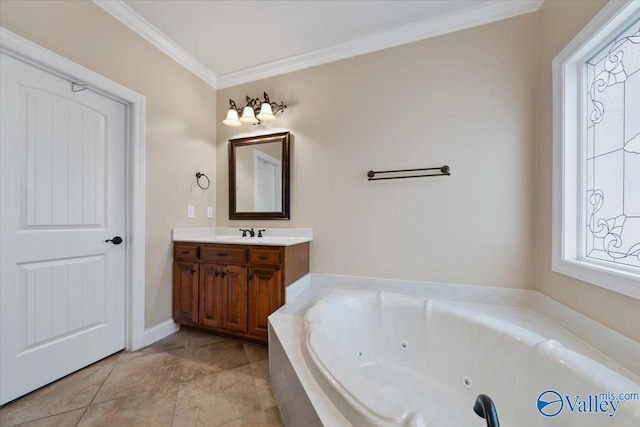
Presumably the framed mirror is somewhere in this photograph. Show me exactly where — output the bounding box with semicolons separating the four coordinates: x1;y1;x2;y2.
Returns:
229;131;290;220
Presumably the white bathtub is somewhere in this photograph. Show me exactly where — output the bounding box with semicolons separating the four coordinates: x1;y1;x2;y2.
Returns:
301;291;640;426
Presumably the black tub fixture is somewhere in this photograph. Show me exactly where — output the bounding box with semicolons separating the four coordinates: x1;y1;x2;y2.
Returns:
473;394;500;427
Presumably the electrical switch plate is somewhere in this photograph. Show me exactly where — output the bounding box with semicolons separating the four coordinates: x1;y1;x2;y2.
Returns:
187;205;195;219
207;207;213;218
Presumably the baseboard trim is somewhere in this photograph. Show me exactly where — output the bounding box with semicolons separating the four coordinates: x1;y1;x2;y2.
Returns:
143;319;179;347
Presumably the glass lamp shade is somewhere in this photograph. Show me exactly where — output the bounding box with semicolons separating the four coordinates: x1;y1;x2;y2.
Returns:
222;109;241;127
256;103;275;121
239;106;259;125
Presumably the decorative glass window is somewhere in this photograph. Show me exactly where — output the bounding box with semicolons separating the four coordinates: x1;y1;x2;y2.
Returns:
553;2;640;300
585;18;640;269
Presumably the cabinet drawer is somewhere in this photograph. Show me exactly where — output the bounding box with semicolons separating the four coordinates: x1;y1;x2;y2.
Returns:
175;244;199;260
201;246;247;263
248;248;280;264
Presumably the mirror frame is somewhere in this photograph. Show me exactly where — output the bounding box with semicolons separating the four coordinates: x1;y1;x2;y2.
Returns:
228;131;290;220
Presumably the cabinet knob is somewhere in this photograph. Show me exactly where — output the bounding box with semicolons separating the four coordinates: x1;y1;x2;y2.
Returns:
214;270;220;277
221;271;227;277
190;268;196;275
248;273;254;280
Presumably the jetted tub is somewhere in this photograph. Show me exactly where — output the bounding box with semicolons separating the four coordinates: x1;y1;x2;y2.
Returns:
301;291;640;426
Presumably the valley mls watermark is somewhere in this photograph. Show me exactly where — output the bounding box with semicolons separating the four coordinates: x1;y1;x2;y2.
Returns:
537;390;640;418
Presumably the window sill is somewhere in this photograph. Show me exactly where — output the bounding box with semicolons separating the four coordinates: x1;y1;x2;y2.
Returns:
552;257;640;300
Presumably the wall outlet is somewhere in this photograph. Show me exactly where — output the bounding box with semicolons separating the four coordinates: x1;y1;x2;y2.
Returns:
207;207;213;218
187;205;195;219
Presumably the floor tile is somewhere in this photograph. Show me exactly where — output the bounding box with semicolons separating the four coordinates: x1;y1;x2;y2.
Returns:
224;410;268;427
216;365;261;418
0;355;117;426
174;364;261;427
186;330;227;348
244;343;269;364
180;340;249;383
0;334;284;427
14;408;85;427
92;349;182;404
77;390;176;427
119;330;188;362
263;406;285;426
172;373;238;427
93;352;123;367
250;360;278;410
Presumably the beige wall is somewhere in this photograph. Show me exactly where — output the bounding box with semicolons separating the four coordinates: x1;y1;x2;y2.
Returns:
217;13;539;289
0;0;217;329
536;0;640;342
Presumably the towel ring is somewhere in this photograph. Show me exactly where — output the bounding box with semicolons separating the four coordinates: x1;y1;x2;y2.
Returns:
195;172;210;190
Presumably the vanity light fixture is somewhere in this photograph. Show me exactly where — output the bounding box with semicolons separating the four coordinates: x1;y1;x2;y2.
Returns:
222;92;287;127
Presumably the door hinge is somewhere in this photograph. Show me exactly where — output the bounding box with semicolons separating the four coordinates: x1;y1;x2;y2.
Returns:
71;82;89;92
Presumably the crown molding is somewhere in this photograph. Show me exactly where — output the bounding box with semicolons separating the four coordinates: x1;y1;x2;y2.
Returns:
93;0;543;90
217;0;544;88
92;0;218;89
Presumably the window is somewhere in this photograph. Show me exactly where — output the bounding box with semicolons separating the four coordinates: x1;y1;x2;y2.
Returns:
553;1;640;299
585;21;640;269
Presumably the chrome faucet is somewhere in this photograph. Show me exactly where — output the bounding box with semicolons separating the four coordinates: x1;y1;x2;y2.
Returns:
257;229;266;238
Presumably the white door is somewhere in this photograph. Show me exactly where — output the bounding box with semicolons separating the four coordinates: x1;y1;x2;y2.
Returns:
0;53;126;405
254;151;281;211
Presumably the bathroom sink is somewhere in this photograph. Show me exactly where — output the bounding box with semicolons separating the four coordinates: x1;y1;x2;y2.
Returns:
214;236;273;242
211;235;310;246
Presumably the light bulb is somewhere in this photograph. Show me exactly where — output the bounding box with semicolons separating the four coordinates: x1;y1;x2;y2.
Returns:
222;109;241;127
256;103;275;121
239;106;259;125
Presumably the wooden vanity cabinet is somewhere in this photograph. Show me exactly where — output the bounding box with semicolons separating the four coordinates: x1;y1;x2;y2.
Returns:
173;241;309;343
173;253;199;324
221;264;249;333
248;265;282;338
198;263;223;329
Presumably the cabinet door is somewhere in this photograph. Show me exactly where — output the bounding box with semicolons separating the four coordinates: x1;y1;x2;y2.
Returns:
173;261;198;324
199;263;223;329
248;266;282;338
221;265;248;333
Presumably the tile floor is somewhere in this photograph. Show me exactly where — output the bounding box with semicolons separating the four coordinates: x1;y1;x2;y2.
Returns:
0;329;284;427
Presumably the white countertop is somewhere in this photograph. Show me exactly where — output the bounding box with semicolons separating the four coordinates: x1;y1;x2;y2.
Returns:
172;227;312;246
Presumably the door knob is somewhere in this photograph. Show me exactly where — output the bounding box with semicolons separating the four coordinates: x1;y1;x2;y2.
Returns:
105;236;123;245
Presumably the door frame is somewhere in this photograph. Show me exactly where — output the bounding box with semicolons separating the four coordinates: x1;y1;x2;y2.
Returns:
0;27;147;351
